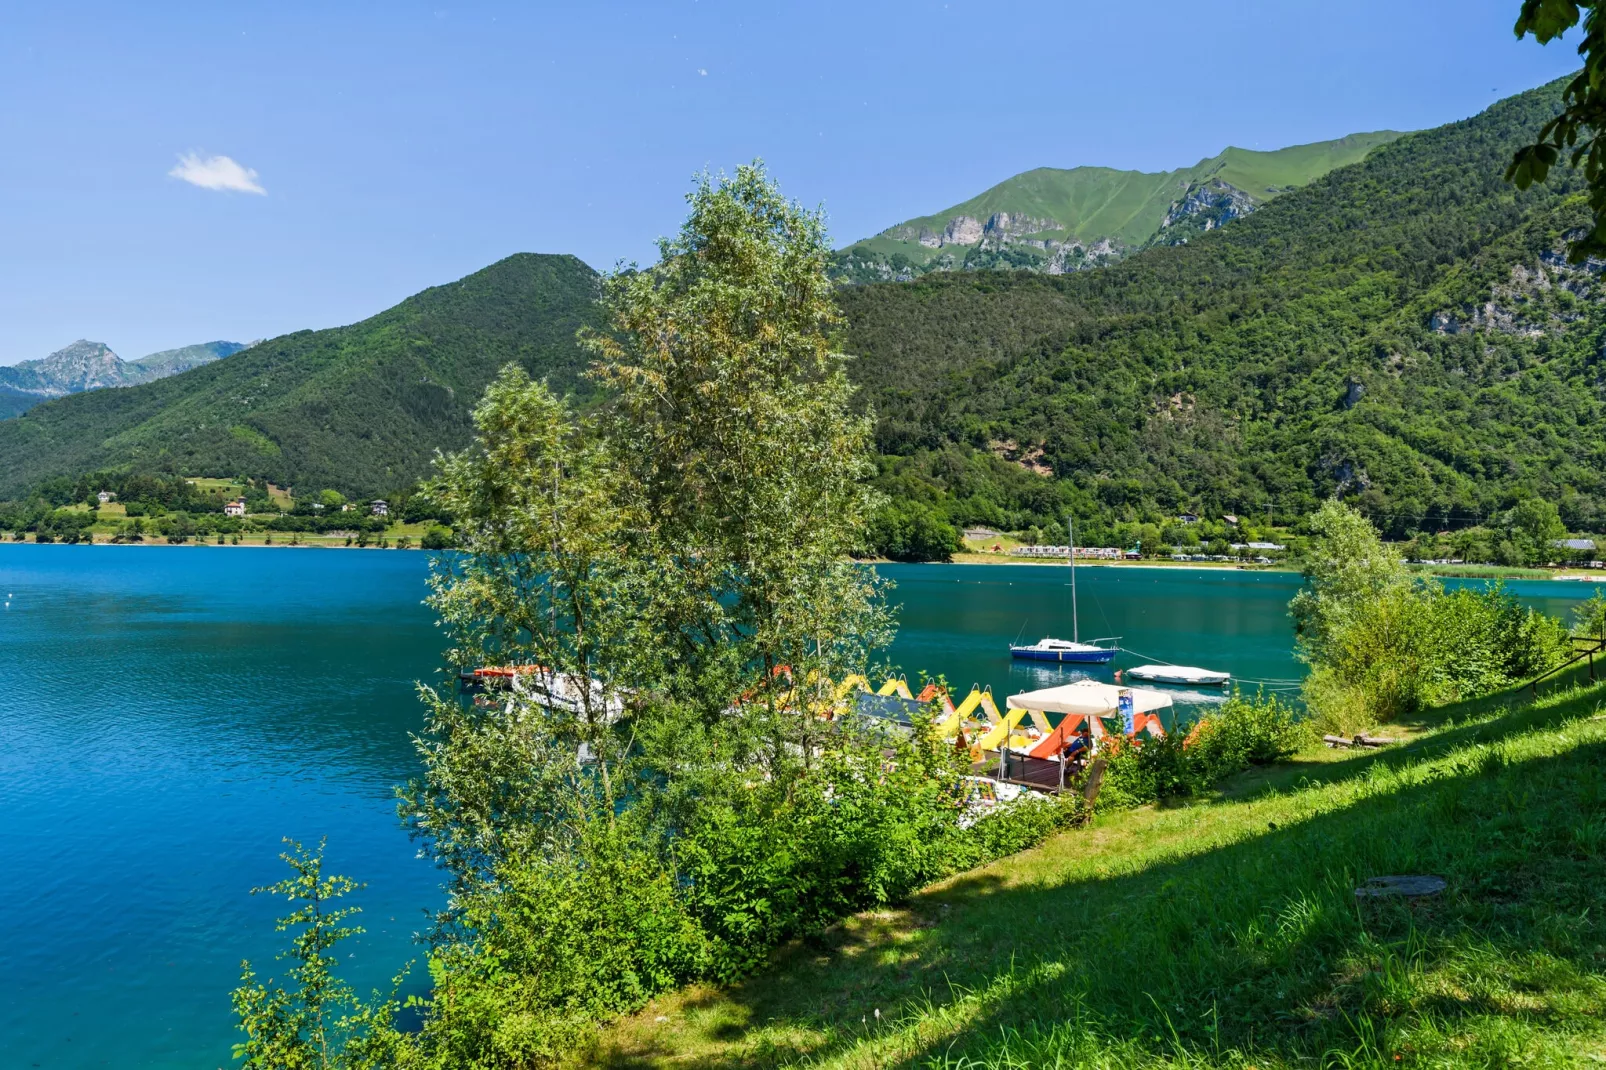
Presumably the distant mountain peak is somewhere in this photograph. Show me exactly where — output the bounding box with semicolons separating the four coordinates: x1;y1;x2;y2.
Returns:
0;340;125;398
0;338;246;419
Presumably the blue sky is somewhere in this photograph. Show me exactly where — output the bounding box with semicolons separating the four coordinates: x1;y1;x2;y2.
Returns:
0;1;1584;364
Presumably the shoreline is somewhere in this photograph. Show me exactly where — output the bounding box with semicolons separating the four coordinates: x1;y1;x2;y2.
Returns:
2;535;428;550
929;554;1581;583
946;553;1294;573
6;541;1594;583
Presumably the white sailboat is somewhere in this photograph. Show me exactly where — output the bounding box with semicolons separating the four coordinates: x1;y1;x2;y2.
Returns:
1010;515;1118;664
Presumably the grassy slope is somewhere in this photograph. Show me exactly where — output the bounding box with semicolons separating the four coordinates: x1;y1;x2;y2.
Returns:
587;672;1606;1068
1209;132;1406;195
850;131;1406;252
0;254;601;498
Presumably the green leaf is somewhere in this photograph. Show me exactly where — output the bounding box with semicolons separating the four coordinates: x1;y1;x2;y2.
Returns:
1515;0;1582;41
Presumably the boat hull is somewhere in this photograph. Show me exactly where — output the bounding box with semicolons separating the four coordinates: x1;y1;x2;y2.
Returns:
1126;670;1230;687
1010;646;1116;665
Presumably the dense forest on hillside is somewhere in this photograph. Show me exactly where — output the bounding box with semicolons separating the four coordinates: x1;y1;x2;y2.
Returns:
836;76;1606;540
0;255;602;498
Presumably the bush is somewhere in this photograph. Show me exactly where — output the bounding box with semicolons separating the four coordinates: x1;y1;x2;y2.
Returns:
400;727;1084;1064
420;827;709;1066
674;727;991;979
1190;690;1305;774
1101;692;1307;807
1297;502;1570;729
421;525;455;550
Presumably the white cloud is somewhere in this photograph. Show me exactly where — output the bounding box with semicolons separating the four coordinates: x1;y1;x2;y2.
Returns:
168;153;266;195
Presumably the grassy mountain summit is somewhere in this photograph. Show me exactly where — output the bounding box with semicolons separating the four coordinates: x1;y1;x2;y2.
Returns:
835;75;1604;538
833;131;1405;282
0;254;602;498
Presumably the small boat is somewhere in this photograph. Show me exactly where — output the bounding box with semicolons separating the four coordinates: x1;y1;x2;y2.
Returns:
1125;664;1231;687
1010;637;1118;664
1010;514;1119;665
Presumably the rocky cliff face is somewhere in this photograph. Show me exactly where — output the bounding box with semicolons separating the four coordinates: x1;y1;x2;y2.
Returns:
835;182;1267;283
1428;241;1606;340
1150;180;1259;245
908;211;1061;249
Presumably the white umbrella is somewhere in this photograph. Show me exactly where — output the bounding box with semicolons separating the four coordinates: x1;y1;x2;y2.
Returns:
1005;679;1172;716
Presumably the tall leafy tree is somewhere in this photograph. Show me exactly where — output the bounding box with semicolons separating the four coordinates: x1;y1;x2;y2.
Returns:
584;162;892;763
391;163;909;1064
404;369;645;896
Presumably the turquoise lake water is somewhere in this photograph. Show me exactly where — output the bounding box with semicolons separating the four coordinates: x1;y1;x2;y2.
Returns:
1;546;1596;1067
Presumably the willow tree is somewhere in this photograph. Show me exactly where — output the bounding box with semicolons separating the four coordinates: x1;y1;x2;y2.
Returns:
584;162;891;770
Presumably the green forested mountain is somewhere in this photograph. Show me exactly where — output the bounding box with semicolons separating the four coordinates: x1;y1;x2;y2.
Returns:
832;131;1405;283
4;79;1598;541
0;254;601;498
837;76;1606;538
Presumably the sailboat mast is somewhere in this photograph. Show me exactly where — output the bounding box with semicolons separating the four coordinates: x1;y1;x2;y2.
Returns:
1067;515;1078;644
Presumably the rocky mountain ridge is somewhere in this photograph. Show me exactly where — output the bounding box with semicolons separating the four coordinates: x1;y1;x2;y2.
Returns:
0;339;248;418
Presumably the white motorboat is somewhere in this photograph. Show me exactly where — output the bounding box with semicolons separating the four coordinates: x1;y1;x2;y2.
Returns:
1124;664;1231;687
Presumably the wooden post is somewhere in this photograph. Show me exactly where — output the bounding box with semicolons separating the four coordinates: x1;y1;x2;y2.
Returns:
1082;758;1107;807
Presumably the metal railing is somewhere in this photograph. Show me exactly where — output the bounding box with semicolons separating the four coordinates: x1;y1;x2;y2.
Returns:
1525;635;1606;699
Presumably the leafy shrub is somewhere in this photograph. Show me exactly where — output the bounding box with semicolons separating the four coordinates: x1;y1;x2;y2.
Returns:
1098;731;1193;807
420;525;454;550
1573;589;1606;643
1298;502;1570;730
1190;691;1305;773
1101;692;1308;807
418;826;708;1067
671;724;1080;980
393;726;1085;1064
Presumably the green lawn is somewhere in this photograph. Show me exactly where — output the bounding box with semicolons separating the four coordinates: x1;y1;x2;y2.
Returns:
584;672;1606;1068
184;477;245;494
